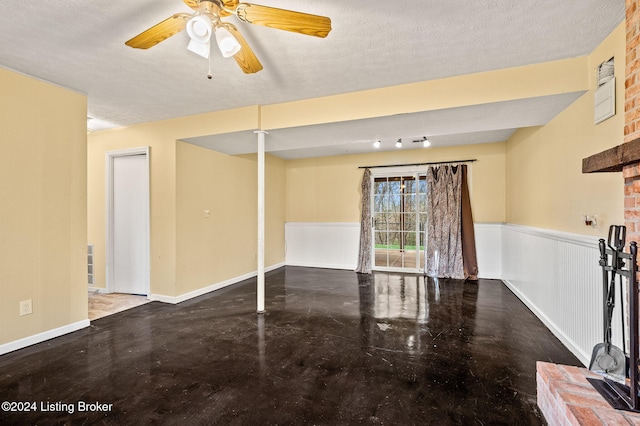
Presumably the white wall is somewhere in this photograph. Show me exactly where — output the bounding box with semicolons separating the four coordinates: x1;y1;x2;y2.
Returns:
285;223;361;270
474;223;502;279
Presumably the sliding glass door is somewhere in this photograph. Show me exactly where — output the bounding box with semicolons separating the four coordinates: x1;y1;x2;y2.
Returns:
372;172;427;272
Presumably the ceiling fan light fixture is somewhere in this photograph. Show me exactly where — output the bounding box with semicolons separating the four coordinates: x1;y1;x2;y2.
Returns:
214;25;241;58
186;14;212;58
187;14;213;43
187;39;211;58
125;2;332;75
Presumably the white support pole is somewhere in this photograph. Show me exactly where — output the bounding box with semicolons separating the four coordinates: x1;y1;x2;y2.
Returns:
255;130;268;313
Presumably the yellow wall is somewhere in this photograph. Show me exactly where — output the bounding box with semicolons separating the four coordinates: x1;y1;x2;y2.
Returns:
86;26;622;303
0;15;624;350
285;142;506;223
0;68;87;345
87;106;267;298
175;142;285;295
265;154;287;267
88;121;179;296
505;23;625;234
261;57;588;130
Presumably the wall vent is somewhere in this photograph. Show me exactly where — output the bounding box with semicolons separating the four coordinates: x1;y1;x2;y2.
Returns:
88;244;94;285
595;57;615;124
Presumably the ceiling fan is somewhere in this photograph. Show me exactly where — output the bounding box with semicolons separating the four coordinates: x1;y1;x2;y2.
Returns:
125;0;332;74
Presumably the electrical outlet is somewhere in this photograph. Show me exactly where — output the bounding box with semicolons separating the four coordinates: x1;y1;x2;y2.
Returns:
19;299;32;316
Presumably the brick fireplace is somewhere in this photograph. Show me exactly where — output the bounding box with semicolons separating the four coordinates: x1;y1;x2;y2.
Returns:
623;0;640;245
624;0;640;245
542;1;640;424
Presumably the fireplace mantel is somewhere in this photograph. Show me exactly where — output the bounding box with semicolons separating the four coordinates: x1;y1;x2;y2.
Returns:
582;138;640;173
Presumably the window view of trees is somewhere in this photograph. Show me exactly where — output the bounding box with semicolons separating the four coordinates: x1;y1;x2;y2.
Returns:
373;175;427;265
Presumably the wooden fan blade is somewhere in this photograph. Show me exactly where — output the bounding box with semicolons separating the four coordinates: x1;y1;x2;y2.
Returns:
221;0;240;10
184;0;239;10
235;4;331;38
183;0;199;10
224;23;263;74
184;0;238;17
125;13;190;49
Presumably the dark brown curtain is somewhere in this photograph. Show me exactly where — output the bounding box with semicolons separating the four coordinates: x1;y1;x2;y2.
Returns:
461;166;478;280
355;169;372;274
425;165;478;280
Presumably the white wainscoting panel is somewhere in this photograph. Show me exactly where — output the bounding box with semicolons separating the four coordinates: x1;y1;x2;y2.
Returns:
474;223;502;279
501;224;610;366
285;222;503;278
285;222;361;270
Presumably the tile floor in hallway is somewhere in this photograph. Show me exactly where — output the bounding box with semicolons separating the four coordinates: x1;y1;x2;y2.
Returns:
88;292;150;320
0;266;581;425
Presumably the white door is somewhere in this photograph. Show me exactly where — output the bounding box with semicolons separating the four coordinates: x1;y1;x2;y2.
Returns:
111;153;149;295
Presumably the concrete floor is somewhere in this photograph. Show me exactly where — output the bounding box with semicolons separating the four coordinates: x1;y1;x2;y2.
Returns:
0;266;581;425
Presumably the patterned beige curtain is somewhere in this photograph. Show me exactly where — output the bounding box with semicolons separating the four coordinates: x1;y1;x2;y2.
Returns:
355;169;372;274
425;165;465;279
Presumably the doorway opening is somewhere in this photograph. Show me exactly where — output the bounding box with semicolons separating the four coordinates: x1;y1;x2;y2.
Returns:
372;171;427;273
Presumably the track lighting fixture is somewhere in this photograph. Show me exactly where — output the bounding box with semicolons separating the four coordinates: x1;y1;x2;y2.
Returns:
395;139;402;148
373;140;381;149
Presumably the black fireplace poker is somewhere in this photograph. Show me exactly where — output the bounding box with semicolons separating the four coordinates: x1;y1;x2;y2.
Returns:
587;225;640;412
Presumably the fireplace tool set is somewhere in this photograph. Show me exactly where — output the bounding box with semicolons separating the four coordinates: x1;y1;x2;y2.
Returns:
587;225;640;412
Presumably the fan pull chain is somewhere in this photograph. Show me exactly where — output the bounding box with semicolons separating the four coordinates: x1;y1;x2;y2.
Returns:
207;51;213;79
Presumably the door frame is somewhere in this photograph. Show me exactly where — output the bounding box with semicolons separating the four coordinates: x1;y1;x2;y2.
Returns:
370;166;427;274
105;147;151;295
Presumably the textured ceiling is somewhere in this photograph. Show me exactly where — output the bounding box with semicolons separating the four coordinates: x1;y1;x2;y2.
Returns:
0;1;625;158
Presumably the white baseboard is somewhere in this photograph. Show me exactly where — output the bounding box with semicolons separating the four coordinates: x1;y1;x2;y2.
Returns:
2;264;286;355
0;320;90;356
149;262;286;304
88;286;109;294
284;261;356;270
